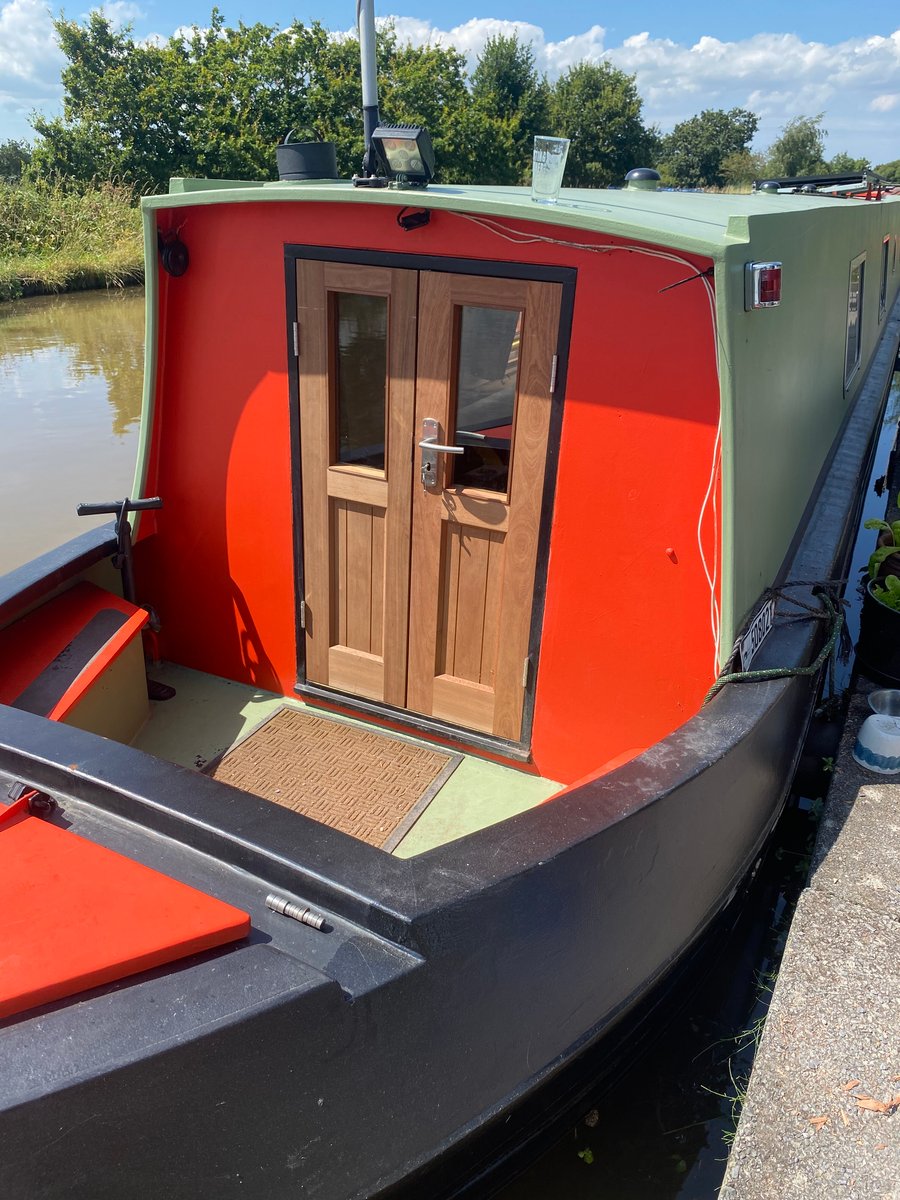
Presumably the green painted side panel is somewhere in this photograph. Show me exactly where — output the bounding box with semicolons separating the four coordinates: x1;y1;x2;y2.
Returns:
717;198;900;645
129;207;159;536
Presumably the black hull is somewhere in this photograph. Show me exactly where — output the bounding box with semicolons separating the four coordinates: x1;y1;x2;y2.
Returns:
0;316;897;1199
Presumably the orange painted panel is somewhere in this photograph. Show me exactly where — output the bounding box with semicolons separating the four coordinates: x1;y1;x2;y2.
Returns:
0;811;249;1020
136;201;720;785
0;583;148;719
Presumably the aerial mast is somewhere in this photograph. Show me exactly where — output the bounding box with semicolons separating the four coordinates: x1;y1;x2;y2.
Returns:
357;0;381;179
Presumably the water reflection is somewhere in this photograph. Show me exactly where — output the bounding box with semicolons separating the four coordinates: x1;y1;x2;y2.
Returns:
0;287;144;572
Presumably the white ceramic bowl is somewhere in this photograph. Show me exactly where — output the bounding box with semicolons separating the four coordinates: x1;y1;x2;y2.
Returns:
853;713;900;773
868;689;900;716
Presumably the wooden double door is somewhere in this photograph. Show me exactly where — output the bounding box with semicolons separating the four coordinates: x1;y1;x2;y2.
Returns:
296;258;561;744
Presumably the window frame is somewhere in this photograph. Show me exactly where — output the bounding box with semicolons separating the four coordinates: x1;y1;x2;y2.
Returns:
879;235;890;320
844;251;866;391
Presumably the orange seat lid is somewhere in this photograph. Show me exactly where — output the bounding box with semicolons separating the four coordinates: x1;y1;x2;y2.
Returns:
0;807;250;1021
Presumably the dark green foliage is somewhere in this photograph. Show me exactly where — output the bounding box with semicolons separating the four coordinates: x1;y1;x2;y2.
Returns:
767;115;827;178
31;11;342;189
470;34;550;183
826;151;869;174
29;12;659;193
27;11;517;190
660;108;759;188
550;61;658;188
719;149;768;188
0;139;32;182
875;159;900;182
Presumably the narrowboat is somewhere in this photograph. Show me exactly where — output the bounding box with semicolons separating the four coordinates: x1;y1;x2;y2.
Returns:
1;148;899;1198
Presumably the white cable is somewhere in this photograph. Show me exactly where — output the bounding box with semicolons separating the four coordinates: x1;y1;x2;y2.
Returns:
455;211;724;672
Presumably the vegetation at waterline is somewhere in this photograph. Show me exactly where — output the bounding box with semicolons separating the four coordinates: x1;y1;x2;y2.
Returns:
0;9;896;299
0;180;141;301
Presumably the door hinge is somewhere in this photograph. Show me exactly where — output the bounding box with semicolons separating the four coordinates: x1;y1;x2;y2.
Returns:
292;321;300;357
549;354;558;395
522;655;531;689
299;600;306;630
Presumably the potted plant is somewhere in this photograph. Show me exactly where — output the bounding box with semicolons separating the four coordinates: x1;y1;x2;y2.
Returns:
863;503;900;581
857;500;900;683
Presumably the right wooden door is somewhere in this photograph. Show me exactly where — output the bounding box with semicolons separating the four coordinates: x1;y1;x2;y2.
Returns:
406;272;562;741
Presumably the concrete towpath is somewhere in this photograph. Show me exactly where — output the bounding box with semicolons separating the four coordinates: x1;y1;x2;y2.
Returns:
723;680;900;1200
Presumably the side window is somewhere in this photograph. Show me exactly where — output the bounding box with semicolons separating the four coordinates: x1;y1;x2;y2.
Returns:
845;253;865;389
880;236;890;319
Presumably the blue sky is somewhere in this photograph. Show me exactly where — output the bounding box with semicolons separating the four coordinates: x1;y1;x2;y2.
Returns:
131;1;893;46
1;0;899;164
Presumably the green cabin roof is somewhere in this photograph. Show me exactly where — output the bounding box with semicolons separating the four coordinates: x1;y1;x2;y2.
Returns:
145;177;863;261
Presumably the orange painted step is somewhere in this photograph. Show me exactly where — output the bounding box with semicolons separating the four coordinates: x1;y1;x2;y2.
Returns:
0;808;250;1020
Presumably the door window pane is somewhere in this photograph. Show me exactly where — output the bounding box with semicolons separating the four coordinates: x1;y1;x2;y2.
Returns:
452;306;521;492
334;292;387;470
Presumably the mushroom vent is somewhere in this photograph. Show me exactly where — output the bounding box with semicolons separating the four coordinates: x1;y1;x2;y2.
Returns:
624;167;661;191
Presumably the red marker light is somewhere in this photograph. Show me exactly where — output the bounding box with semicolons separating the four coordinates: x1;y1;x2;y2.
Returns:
757;266;781;305
745;261;783;309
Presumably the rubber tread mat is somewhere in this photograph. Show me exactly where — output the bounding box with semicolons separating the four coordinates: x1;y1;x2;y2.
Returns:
208;706;460;849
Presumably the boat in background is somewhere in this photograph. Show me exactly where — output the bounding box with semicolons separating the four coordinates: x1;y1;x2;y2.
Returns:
1;101;900;1200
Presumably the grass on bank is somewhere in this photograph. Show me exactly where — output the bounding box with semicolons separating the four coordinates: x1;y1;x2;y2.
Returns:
0;180;143;301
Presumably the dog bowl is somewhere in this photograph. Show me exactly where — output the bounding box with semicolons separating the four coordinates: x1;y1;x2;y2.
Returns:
868;689;900;717
852;713;900;773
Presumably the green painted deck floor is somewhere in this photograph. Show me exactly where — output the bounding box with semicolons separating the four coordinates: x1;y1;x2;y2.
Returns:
132;664;562;857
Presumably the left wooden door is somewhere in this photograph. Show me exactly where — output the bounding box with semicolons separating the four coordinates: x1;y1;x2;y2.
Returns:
296;260;418;706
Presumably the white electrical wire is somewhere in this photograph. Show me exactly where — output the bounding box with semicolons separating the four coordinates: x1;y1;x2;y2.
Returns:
454;211;724;672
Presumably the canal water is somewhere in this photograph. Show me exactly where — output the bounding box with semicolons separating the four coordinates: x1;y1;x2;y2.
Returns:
0;290;893;1197
0;288;144;574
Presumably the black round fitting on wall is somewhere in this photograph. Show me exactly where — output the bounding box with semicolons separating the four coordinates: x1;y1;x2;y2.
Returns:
158;231;189;277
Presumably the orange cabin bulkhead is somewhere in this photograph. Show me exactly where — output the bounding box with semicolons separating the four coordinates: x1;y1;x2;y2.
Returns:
133;199;722;786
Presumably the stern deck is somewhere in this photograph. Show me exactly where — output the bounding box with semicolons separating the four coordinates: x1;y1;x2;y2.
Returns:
132;663;562;856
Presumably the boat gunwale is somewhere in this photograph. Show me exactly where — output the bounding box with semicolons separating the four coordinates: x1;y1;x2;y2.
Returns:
0;523;116;628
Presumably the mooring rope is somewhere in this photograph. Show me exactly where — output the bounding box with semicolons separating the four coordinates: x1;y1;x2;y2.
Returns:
703;581;849;704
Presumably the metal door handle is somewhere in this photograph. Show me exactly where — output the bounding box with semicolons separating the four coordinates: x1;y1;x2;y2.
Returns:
420;417;464;488
418;437;464;454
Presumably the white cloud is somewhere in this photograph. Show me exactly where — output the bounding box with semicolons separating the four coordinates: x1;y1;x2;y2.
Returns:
375;15;607;73
84;1;145;28
0;0;64;140
380;16;900;163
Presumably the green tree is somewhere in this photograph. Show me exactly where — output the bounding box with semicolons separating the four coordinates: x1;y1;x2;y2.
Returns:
826;151;869;173
767;114;827;178
550;61;657;188
875;159;900;182
470;34;549;183
0;139;31;181
660;108;759;187
29;10;492;189
31;11;337;189
720;148;767;189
